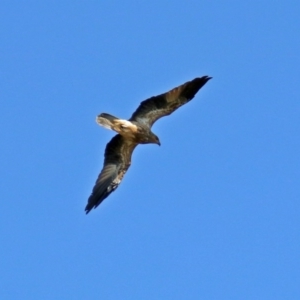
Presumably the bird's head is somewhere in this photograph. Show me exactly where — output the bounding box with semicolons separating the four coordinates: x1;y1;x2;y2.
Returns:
149;132;161;146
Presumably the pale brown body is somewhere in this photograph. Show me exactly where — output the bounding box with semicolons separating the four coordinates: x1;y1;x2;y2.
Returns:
96;114;160;145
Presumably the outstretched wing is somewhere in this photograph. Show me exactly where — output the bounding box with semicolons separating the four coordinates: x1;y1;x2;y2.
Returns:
130;76;212;128
85;134;137;213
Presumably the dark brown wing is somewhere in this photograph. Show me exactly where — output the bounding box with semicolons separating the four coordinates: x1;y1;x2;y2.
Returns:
85;134;137;213
129;76;212;128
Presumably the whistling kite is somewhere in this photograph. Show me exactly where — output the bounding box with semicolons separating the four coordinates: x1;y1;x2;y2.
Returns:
85;76;212;213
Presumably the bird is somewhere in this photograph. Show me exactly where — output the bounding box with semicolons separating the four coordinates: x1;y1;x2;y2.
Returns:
85;76;212;213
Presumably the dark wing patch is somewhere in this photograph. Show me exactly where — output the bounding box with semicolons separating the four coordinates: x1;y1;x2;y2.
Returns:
85;134;137;213
129;76;212;128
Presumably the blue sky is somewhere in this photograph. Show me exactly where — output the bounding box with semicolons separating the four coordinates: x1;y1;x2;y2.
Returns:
1;1;300;299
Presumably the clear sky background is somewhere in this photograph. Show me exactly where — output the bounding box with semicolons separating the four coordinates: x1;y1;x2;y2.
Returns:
1;1;300;299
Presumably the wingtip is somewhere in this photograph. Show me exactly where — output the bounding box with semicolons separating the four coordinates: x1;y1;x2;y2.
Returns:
193;76;212;85
202;75;212;81
85;204;93;214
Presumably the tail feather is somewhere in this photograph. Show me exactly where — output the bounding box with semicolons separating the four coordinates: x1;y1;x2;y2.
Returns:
96;113;119;130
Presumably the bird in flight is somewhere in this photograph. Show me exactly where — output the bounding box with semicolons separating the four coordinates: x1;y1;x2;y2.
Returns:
85;76;212;213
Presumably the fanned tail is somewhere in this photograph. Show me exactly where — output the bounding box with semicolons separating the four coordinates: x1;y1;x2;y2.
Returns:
96;113;120;130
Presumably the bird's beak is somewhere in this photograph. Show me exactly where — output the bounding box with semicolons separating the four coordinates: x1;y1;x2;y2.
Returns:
157;140;161;146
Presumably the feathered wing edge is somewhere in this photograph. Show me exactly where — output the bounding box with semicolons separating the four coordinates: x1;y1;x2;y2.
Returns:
130;76;212;127
85;134;137;214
